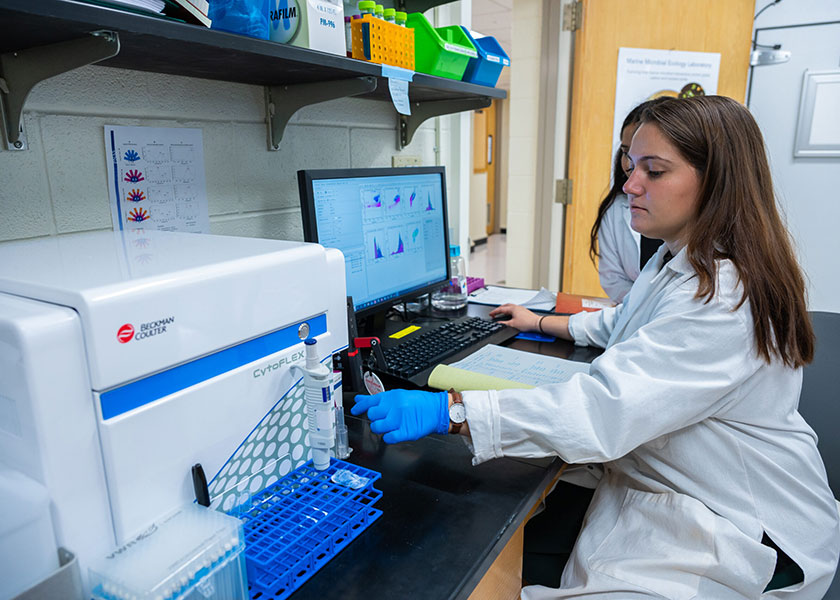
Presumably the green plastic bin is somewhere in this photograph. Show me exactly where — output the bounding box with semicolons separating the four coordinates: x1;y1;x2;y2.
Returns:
406;13;478;80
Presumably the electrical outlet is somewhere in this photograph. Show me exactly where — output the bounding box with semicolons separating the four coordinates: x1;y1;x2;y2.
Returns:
392;155;423;167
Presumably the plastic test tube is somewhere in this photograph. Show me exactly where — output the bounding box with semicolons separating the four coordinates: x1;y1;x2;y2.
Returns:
344;16;352;57
358;0;375;17
332;363;351;459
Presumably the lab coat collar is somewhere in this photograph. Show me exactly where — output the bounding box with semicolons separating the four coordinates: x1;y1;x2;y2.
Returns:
655;244;692;277
607;245;694;347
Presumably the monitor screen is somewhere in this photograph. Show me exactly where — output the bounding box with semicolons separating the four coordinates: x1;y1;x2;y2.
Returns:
298;167;450;317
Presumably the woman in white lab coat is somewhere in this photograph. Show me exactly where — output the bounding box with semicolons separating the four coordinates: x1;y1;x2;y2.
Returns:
352;96;840;598
591;99;666;303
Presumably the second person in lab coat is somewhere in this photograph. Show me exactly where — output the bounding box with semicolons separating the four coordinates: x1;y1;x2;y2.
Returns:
352;96;840;598
591;98;667;303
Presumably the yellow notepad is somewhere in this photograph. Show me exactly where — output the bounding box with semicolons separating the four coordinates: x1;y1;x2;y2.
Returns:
427;363;535;392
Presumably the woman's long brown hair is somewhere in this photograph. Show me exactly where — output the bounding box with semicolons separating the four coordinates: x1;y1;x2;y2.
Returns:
639;96;813;368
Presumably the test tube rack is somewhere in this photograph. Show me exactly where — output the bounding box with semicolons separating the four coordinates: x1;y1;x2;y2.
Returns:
230;459;382;600
352;15;415;70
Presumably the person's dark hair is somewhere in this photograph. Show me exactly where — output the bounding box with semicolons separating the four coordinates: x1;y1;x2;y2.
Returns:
638;95;814;367
589;98;671;262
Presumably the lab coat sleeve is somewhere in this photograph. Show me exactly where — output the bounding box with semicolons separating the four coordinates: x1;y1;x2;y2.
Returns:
597;198;637;303
464;285;760;465
567;304;621;349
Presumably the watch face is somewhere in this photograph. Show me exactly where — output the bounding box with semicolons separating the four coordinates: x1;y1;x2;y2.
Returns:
449;402;466;424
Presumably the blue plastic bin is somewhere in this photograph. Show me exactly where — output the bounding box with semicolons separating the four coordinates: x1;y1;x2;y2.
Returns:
460;28;510;87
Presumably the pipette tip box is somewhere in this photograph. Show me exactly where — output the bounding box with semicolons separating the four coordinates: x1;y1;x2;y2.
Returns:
89;504;247;600
230;458;383;600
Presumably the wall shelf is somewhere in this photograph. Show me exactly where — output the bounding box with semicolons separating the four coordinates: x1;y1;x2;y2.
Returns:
0;0;506;149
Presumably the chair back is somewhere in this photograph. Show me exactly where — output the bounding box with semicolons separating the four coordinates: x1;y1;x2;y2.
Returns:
798;311;840;495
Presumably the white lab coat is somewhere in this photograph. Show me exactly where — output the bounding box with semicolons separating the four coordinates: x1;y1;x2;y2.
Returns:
462;245;840;599
598;194;640;303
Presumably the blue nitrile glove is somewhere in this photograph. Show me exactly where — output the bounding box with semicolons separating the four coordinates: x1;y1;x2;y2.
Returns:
351;389;449;444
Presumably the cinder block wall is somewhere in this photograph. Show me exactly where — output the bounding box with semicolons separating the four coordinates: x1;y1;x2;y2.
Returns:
0;65;439;243
504;0;541;288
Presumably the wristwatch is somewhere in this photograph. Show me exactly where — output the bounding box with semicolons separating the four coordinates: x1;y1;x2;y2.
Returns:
448;389;466;434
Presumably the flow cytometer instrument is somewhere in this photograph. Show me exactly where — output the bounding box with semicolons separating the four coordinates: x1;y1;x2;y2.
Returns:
0;230;348;597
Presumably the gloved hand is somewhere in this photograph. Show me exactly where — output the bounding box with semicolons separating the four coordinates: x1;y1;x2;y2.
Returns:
351;389;449;444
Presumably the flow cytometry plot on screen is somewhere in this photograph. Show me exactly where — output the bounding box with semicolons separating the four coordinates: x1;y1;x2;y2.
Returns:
373;237;385;259
363;191;382;208
382;188;402;211
390;232;405;255
365;230;388;261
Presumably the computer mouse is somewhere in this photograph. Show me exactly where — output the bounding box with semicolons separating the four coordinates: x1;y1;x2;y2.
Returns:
491;313;513;322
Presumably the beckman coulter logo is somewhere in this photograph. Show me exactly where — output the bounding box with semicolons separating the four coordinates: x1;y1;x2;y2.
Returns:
117;324;135;343
116;317;175;344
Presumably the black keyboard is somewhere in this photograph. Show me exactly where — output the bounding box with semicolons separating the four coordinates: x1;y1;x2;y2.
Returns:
375;317;518;386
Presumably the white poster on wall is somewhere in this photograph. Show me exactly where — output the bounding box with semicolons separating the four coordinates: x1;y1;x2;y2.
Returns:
105;125;210;233
612;48;721;153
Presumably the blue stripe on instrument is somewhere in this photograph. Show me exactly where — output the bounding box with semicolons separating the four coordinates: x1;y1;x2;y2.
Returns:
99;315;327;420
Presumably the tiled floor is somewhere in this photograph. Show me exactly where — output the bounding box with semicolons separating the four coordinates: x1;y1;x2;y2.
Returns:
469;233;506;285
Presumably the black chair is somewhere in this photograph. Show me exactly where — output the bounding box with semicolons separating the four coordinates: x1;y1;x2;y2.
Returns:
798;311;840;598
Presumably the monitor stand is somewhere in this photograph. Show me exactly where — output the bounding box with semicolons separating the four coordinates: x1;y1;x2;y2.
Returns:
357;310;388;337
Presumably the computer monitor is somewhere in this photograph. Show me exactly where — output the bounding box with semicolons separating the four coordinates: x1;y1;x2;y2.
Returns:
298;166;451;319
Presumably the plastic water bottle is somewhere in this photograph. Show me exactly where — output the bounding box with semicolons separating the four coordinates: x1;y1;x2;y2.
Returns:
431;245;468;310
296;338;334;470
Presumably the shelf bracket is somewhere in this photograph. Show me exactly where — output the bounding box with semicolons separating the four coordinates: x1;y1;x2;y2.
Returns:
399;96;492;149
265;76;378;150
0;31;120;151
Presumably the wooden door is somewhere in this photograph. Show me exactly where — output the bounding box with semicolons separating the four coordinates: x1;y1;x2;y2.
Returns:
484;101;497;236
472;101;499;238
562;0;754;296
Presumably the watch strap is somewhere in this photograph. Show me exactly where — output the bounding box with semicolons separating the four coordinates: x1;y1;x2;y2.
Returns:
448;388;464;434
